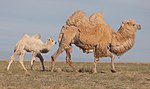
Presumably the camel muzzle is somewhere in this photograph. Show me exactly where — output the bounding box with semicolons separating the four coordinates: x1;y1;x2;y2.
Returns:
138;25;141;30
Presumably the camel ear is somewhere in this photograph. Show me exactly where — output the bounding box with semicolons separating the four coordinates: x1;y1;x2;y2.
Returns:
47;38;51;41
126;19;135;25
122;21;128;27
121;22;125;27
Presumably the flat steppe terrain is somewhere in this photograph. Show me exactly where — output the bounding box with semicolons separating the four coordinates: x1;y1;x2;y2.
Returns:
0;60;150;89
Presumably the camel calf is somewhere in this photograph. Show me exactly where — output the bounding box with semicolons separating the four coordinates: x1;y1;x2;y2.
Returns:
7;34;56;71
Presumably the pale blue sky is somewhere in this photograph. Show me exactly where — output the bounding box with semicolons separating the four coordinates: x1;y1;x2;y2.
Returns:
0;0;150;62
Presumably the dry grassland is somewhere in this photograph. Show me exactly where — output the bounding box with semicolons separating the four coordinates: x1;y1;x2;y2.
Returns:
0;60;150;89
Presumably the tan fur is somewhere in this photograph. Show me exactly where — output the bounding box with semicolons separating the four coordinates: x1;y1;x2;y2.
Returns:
31;34;41;39
110;19;140;56
66;10;92;29
7;34;56;71
60;11;114;54
51;11;141;73
89;12;106;25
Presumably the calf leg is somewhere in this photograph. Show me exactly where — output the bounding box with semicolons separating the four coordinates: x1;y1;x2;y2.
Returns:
7;53;17;71
37;53;45;71
19;51;27;71
31;52;37;70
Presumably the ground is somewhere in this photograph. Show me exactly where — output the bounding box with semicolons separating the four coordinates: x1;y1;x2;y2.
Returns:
0;60;150;89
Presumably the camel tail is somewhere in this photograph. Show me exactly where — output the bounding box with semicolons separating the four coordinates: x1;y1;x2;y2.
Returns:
14;47;17;52
58;25;68;44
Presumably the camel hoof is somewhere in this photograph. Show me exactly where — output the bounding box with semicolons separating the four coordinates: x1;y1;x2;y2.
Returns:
25;71;31;76
50;69;54;72
31;66;33;70
100;71;105;73
92;71;97;74
91;68;97;74
42;68;45;71
111;69;117;73
7;68;9;71
75;70;79;73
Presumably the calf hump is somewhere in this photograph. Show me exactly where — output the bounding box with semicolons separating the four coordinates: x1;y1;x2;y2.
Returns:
31;34;41;39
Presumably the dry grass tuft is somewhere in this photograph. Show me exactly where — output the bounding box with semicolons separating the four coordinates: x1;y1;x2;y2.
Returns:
53;68;62;72
78;67;92;73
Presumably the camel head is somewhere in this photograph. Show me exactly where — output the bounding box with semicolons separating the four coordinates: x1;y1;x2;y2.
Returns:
121;19;141;32
46;37;57;45
40;37;56;53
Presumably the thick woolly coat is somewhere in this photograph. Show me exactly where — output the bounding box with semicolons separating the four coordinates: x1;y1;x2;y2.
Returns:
59;10;139;58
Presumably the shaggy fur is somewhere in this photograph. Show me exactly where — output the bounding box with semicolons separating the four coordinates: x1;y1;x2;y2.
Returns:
110;19;139;56
51;10;141;73
66;10;92;30
89;12;106;25
7;34;56;71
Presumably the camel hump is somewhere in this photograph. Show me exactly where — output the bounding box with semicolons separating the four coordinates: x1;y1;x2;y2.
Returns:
31;34;41;39
126;19;135;23
22;34;30;38
89;12;106;25
66;10;90;27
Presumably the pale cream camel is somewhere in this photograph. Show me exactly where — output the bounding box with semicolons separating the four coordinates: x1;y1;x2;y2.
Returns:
51;10;141;73
7;34;56;71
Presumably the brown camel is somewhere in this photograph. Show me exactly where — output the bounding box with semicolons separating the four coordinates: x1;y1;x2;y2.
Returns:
51;10;141;73
7;34;56;71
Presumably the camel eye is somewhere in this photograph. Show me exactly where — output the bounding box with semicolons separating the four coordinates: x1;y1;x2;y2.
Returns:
52;40;54;42
133;24;136;26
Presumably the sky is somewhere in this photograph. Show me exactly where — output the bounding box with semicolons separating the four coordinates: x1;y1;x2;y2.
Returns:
0;0;150;62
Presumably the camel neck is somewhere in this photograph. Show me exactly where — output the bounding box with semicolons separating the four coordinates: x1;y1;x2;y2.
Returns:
40;42;52;53
110;27;136;56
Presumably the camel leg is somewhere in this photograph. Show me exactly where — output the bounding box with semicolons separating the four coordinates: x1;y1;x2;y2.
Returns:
51;28;76;72
7;53;17;71
107;51;117;73
31;52;37;70
19;51;27;71
110;55;117;73
37;53;45;71
93;58;99;73
65;47;76;72
51;46;65;72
